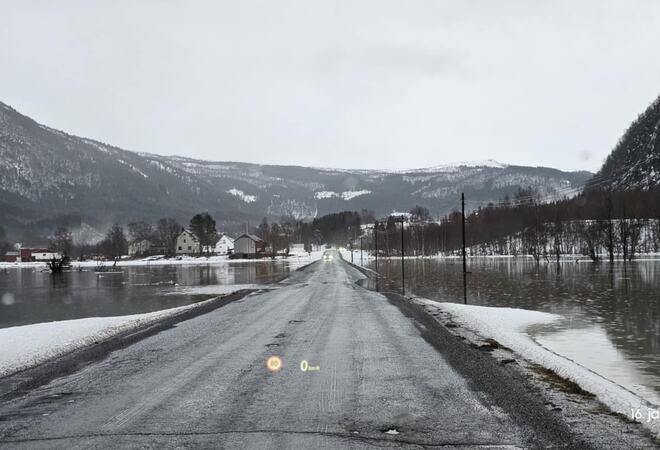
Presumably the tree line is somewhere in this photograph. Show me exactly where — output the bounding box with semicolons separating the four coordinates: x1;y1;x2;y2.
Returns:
362;188;660;262
254;210;374;255
39;209;375;260
12;186;659;263
42;213;221;260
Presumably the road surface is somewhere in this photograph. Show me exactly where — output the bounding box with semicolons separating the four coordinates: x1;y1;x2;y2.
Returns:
0;252;653;448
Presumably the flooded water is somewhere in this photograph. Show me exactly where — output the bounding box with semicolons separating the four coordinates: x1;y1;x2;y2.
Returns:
368;257;660;404
0;261;302;329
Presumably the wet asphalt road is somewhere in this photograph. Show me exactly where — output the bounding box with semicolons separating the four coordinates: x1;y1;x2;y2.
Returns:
0;252;652;448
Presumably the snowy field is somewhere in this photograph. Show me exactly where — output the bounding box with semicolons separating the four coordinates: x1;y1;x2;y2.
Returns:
421;300;660;436
5;250;658;271
0;250;324;270
339;248;660;264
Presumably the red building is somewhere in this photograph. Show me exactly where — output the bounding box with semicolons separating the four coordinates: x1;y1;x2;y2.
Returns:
3;247;54;263
4;251;19;262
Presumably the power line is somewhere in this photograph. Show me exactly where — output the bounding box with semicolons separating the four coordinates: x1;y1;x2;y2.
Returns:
460;175;616;208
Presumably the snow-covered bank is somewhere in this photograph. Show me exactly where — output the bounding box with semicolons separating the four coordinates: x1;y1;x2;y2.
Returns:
0;251;325;270
467;219;660;258
163;284;273;296
0;293;251;378
420;300;660;436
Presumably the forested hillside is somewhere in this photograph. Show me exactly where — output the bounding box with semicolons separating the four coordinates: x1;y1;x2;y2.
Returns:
593;94;660;190
440;93;660;259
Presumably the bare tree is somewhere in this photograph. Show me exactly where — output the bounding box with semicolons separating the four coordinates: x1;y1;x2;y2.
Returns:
156;218;181;256
604;197;616;262
580;221;602;262
552;219;563;264
128;221;155;243
99;224;128;260
628;219;642;261
50;226;73;257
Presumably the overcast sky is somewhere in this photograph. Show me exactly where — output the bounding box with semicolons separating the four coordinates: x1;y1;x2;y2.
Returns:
2;1;660;172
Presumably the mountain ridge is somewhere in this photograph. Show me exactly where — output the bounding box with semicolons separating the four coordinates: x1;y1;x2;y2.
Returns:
0;100;592;240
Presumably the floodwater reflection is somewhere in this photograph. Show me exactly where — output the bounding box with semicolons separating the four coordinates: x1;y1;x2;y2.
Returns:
0;261;297;328
368;257;660;400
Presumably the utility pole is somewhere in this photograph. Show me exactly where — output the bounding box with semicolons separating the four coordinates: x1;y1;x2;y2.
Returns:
462;192;467;304
374;222;378;269
350;243;353;263
374;221;379;291
401;215;405;296
360;236;363;266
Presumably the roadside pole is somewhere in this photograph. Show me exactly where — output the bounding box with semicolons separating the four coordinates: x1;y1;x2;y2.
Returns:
360;236;363;266
401;215;405;296
374;221;379;291
462;192;467;305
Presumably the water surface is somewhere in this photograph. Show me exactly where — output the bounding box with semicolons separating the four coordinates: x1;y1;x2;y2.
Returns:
368;257;660;403
0;260;303;329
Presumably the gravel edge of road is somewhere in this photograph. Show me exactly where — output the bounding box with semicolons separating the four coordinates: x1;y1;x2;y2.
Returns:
0;289;261;402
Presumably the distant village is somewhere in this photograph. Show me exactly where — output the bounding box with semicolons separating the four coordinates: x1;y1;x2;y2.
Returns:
3;232;284;263
0;212;318;265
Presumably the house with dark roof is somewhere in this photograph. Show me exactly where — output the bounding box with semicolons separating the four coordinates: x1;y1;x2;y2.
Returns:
175;229;201;255
233;234;266;258
214;234;235;255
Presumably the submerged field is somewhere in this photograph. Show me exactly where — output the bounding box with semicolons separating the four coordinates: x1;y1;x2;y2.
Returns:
368;257;660;409
0;259;315;329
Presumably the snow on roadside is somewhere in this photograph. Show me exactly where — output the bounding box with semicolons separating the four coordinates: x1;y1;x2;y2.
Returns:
0;251;325;270
163;284;272;296
0;296;237;379
421;300;660;436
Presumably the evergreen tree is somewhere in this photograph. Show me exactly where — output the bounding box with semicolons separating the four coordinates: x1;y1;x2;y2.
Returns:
190;213;217;254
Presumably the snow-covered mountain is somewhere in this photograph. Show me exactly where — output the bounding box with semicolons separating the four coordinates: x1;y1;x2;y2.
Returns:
594;94;660;190
0;101;592;235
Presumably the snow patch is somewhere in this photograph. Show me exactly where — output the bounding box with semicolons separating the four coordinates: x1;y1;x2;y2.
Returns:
227;188;257;203
0;298;228;378
314;190;372;200
402;160;507;174
117;159;149;178
422;300;660;435
163;284;271;296
81;138;112;154
341;190;372;200
314;191;337;200
0;253;325;270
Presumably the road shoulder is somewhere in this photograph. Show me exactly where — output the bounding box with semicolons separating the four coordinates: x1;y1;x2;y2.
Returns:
382;291;659;448
0;289;262;402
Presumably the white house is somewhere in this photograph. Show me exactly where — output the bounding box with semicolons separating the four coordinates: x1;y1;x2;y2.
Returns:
288;243;307;256
214;234;235;255
176;230;201;255
31;251;62;261
233;234;266;258
128;239;151;257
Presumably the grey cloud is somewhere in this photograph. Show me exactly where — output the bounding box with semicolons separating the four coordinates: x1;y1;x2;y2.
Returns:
1;0;660;172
